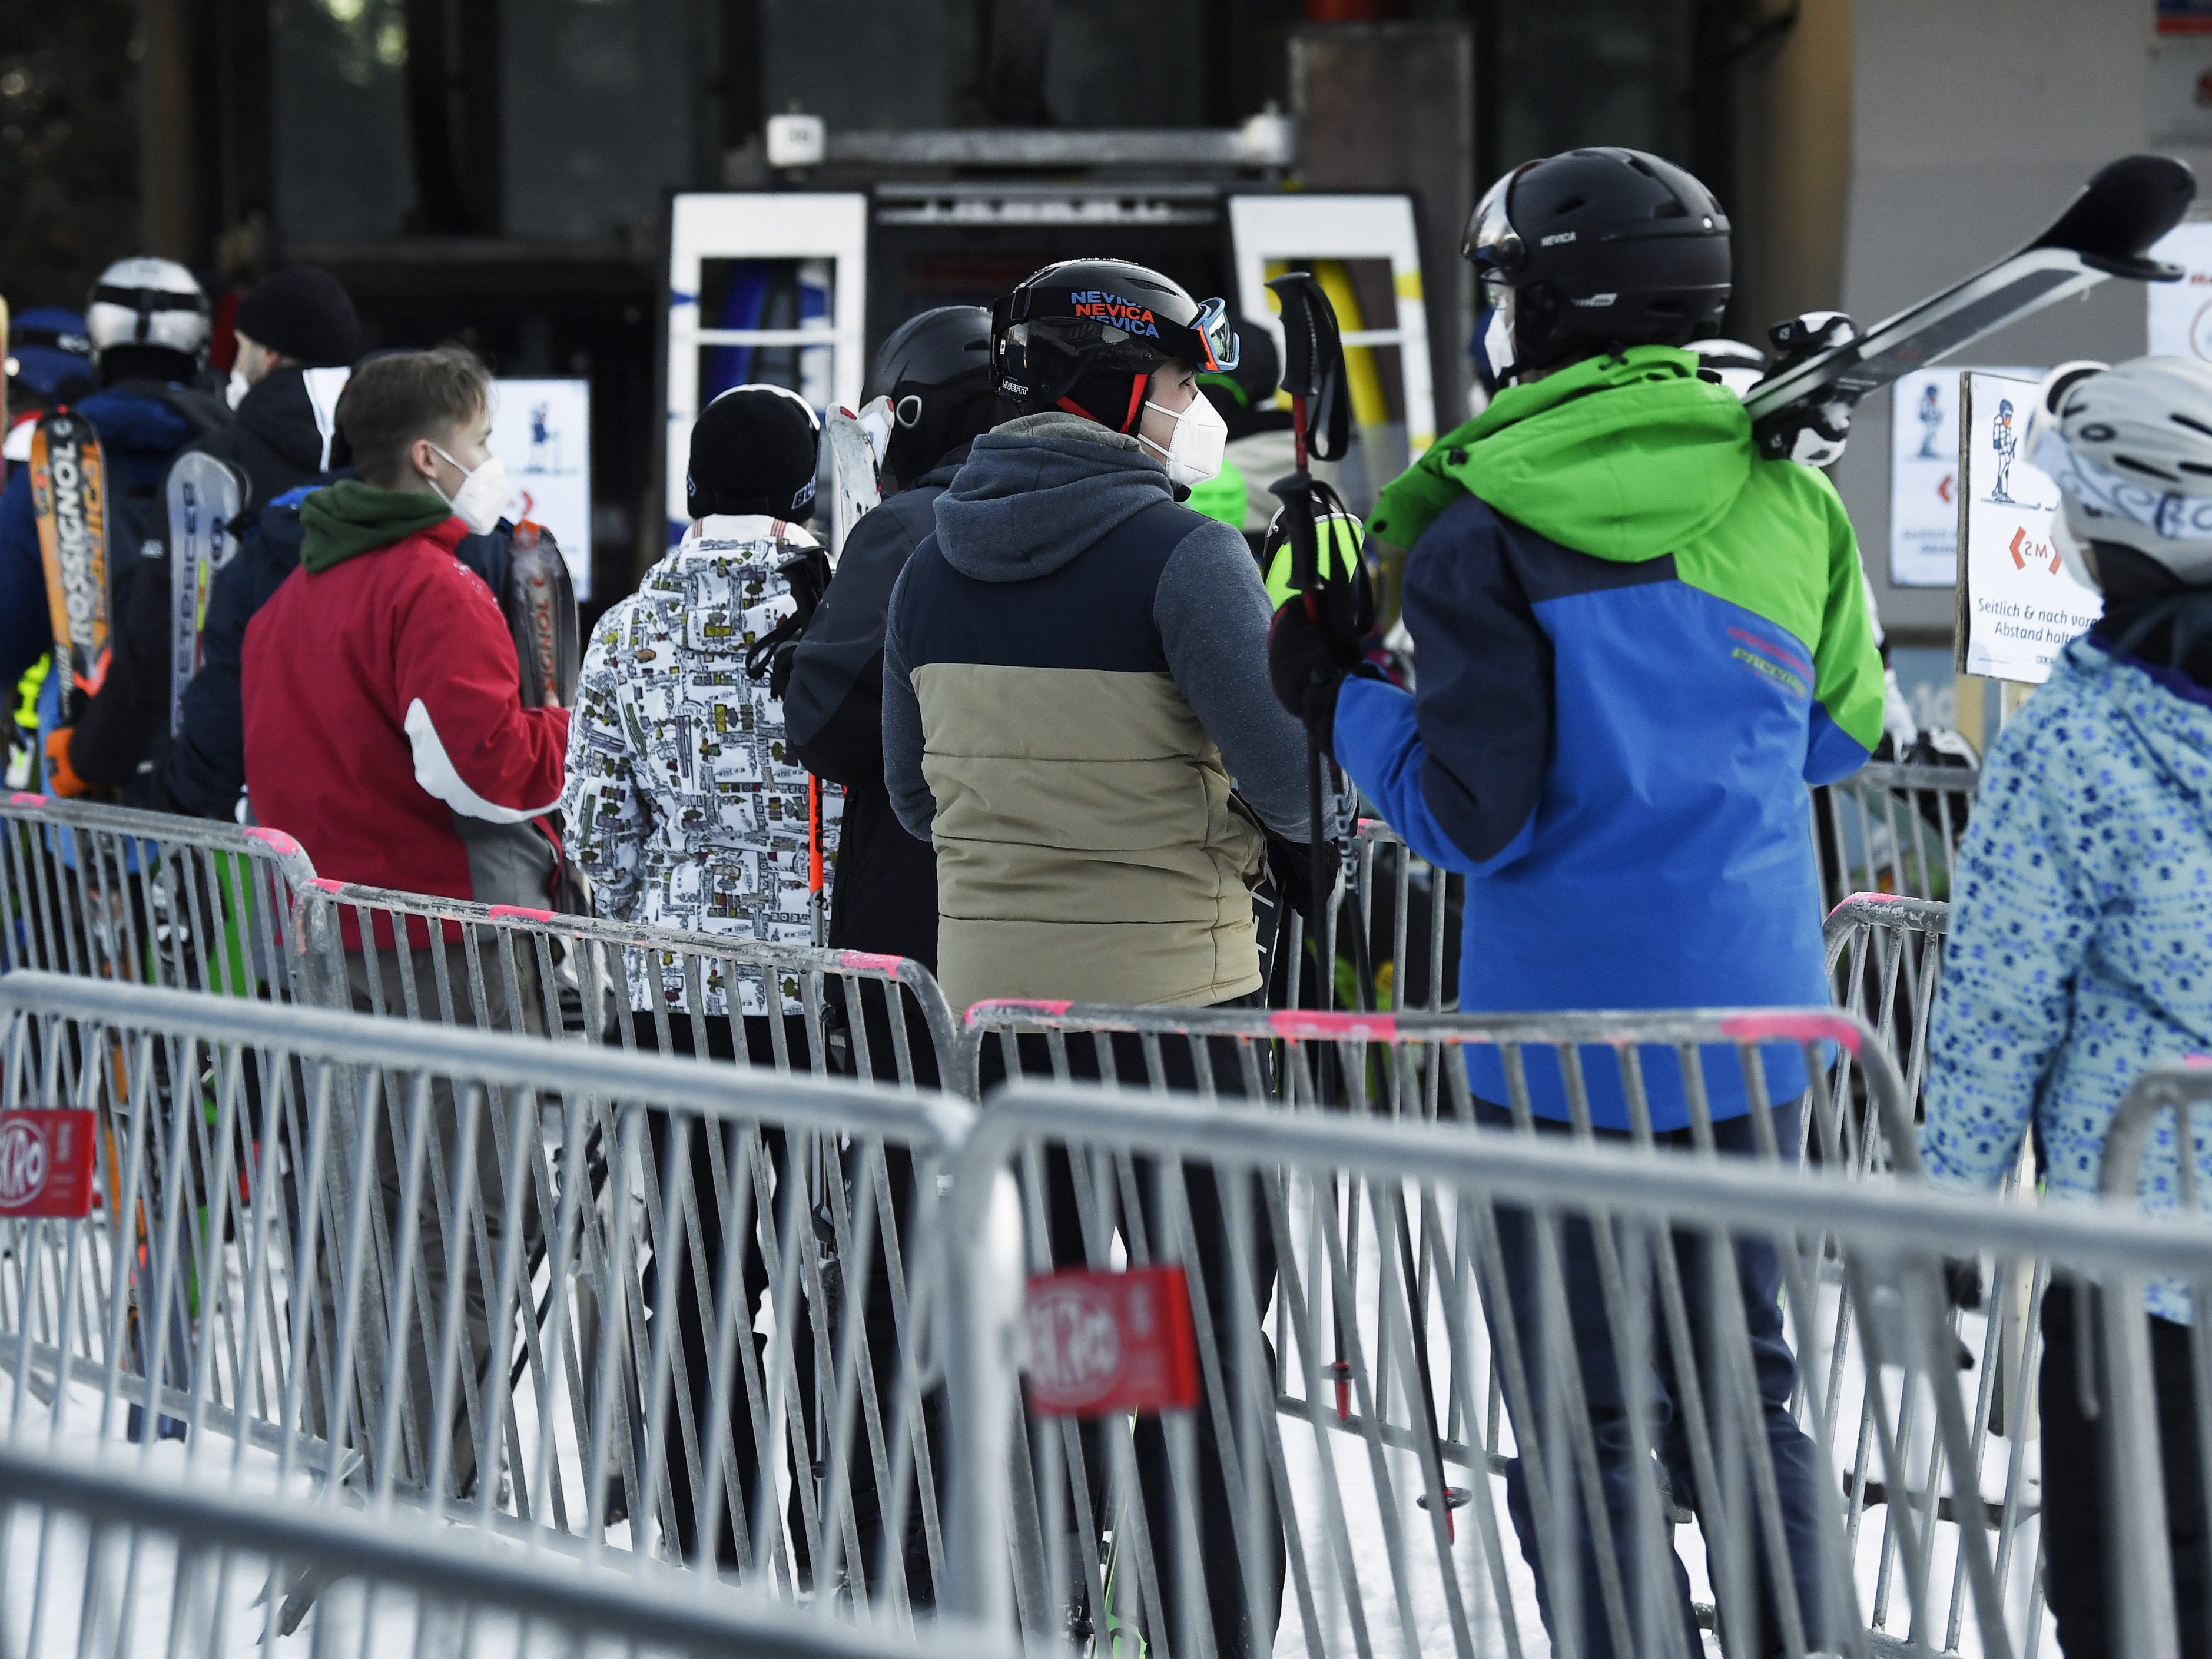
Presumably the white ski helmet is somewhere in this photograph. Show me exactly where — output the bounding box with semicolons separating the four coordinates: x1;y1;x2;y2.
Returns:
85;257;211;364
2024;356;2212;591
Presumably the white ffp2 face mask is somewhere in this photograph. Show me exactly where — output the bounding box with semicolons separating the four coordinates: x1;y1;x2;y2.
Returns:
1139;389;1228;489
429;443;509;536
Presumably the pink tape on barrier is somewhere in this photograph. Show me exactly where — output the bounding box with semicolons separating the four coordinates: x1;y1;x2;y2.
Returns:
307;878;345;894
1824;890;1911;921
2187;1054;2212;1070
837;951;906;973
966;998;1073;1027
1269;1010;1400;1043
487;905;558;923
1719;1012;1863;1056
244;827;301;855
8;792;48;807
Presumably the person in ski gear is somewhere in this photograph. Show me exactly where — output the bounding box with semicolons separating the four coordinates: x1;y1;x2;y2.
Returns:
884;257;1312;1658
0;259;228;798
783;306;1006;1034
245;344;561;1495
48;264;362;804
1989;394;2019;503
1278;149;1883;1659
1921;355;2212;1658
243;343;563;907
561;380;839;1567
2;308;96;457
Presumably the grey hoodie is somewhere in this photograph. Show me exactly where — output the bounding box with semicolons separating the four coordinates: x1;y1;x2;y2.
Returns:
882;412;1325;846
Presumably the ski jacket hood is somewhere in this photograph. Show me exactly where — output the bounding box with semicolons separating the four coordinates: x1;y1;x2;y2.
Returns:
76;383;204;463
299;480;455;573
933;411;1174;582
1370;346;1752;561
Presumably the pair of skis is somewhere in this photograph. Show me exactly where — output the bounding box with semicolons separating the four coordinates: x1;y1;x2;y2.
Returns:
165;452;250;734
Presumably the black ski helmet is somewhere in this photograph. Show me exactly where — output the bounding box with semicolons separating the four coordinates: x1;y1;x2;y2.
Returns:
990;258;1240;426
865;305;1003;484
1463;147;1730;379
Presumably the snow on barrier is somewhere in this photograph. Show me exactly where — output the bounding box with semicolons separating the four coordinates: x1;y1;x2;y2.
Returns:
0;1437;1016;1659
1812;758;1978;914
940;1084;2212;1659
0;792;319;1000
287;878;961;1093
0;971;970;1634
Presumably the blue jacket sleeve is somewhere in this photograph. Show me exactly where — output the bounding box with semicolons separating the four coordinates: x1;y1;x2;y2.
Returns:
0;469;50;695
1332;502;1547;876
1918;703;2096;1192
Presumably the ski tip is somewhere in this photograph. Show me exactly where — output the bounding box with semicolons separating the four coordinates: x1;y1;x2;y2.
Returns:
2037;154;2197;277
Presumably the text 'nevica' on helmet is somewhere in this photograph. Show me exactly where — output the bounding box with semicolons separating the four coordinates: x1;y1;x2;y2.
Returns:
85;257;212;379
1463;147;1731;383
990;258;1240;422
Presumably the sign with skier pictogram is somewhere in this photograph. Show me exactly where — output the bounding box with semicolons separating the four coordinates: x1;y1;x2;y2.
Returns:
0;1110;98;1219
489;377;592;598
1954;370;2102;683
1024;1265;1199;1417
1891;366;2037;589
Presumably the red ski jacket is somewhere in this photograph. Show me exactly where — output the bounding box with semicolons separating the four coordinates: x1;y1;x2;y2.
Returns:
243;516;569;946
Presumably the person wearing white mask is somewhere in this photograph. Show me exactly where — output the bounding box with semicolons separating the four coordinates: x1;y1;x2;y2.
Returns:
238;342;565;1497
880;258;1325;1659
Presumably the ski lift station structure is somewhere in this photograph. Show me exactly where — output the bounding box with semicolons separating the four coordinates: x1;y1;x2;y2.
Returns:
662;114;1436;544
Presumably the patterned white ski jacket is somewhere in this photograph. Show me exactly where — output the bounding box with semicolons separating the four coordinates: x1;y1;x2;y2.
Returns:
562;515;840;1014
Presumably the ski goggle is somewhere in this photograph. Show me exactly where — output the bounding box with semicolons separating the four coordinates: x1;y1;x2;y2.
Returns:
1192;296;1239;374
1462;162;1537;278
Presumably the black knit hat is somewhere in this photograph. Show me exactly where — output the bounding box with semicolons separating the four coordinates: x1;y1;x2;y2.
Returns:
234;266;362;367
687;383;821;523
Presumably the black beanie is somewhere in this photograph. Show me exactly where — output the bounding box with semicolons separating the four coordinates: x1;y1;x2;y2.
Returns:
234;266;361;367
687;383;821;523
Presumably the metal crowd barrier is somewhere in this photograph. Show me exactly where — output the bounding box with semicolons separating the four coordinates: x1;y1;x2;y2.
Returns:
0;792;319;999
952;1003;1974;1655
0;1438;1013;1659
288;878;962;1090
1812;759;1978;913
0;971;969;1633
940;1086;2212;1659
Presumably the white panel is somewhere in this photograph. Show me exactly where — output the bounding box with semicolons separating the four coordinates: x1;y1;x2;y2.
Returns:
1226;193;1435;453
664;193;868;539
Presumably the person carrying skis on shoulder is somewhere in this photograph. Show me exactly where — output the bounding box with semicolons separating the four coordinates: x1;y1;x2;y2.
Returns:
54;264;361;807
1268;148;1884;1659
781;304;1008;1083
0;259;229;799
1919;356;2212;1659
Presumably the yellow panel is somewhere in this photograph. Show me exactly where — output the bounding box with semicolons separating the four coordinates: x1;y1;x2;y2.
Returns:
1393;268;1424;301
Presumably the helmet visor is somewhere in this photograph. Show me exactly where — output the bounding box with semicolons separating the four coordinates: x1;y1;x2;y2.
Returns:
1193;296;1240;374
1462;162;1536;278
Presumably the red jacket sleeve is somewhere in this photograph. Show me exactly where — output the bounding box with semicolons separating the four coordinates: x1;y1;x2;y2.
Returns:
394;554;569;821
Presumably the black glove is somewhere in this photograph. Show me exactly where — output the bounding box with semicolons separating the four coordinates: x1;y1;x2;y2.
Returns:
1263;828;1319;924
1268;598;1366;756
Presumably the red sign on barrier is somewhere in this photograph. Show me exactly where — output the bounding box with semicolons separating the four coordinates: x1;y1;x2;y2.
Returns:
1026;1265;1199;1416
0;1110;98;1219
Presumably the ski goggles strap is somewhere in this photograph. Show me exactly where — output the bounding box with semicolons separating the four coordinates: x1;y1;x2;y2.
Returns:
2030;426;2212;544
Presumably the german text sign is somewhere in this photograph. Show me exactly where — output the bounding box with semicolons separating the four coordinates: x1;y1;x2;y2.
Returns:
1025;1265;1199;1416
0;1110;97;1219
